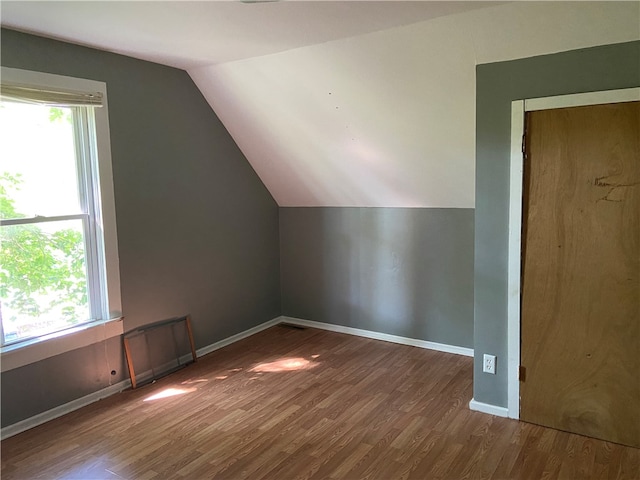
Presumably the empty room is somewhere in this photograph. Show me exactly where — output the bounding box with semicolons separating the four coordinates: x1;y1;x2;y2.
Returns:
0;1;638;479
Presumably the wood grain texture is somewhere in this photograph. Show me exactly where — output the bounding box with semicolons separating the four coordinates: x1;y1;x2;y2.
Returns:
2;326;639;479
521;102;640;448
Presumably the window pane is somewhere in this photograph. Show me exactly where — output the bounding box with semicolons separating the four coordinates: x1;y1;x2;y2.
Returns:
0;219;91;344
0;102;82;219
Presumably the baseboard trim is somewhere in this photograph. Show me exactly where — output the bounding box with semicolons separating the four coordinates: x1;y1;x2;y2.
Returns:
1;379;132;440
468;398;509;418
1;316;283;440
280;316;474;357
196;317;282;358
3;315;474;439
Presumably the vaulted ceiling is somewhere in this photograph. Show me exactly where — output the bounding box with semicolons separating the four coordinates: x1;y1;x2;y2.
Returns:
3;1;639;207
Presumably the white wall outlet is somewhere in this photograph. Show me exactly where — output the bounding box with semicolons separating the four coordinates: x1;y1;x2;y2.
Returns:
483;354;496;374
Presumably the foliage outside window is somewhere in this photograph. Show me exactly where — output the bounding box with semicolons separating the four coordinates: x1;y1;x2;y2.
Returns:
0;95;108;346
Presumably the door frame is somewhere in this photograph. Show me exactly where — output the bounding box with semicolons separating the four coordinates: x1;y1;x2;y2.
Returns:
507;87;640;419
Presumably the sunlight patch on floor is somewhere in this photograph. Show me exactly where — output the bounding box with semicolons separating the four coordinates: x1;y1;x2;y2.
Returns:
250;357;319;373
143;387;197;402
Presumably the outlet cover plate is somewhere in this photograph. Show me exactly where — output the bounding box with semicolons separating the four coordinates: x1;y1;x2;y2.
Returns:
483;354;496;374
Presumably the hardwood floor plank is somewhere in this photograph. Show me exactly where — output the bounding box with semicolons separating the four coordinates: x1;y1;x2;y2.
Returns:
405;431;450;479
2;326;638;480
328;443;372;479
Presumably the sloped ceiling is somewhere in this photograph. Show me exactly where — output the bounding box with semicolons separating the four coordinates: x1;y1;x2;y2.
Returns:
0;1;502;69
3;1;639;207
189;1;640;207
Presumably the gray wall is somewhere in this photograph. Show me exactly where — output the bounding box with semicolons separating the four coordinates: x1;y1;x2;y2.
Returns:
280;207;474;348
1;29;281;427
1;337;127;426
474;41;640;407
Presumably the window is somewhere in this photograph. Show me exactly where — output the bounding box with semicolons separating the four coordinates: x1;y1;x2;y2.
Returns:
0;68;121;360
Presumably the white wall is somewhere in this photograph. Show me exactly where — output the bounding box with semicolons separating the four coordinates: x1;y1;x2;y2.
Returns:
190;1;639;208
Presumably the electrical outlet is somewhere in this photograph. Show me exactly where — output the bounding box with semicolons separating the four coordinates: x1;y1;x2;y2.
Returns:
483;354;496;374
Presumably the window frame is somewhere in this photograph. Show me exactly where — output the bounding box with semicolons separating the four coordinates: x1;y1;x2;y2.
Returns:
0;67;122;370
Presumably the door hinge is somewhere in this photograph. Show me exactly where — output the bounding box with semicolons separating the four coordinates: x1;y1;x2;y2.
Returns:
519;365;526;382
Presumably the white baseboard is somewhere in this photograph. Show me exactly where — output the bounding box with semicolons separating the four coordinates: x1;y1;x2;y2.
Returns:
196;317;282;358
280;316;474;357
1;316;283;440
2;315;474;439
1;379;132;440
468;398;509;418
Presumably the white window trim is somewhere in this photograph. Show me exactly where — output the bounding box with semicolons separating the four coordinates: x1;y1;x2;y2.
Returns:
0;318;124;372
0;67;122;370
507;87;640;419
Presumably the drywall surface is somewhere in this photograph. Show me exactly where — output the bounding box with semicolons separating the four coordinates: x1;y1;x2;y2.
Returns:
0;29;280;427
191;2;639;207
0;1;500;69
280;207;474;348
474;40;640;407
0;336;126;428
191;14;477;208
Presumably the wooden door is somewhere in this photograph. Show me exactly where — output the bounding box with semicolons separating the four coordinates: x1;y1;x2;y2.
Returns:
520;101;639;448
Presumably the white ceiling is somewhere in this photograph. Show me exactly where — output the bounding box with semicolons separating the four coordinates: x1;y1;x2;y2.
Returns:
191;1;640;207
0;1;502;69
2;1;639;208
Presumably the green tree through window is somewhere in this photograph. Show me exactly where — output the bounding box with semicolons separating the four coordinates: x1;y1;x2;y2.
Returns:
0;103;90;343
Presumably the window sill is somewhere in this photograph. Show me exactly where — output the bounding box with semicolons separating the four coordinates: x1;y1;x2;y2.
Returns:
1;318;124;372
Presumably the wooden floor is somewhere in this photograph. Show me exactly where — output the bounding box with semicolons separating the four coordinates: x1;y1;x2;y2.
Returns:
2;325;638;480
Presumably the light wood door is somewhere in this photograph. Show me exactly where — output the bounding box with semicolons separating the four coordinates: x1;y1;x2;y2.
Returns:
520;101;639;448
